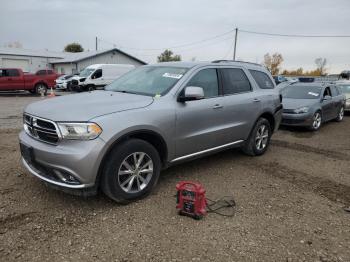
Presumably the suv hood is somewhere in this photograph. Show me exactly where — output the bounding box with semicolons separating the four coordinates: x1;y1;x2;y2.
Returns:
282;98;319;110
25;91;154;121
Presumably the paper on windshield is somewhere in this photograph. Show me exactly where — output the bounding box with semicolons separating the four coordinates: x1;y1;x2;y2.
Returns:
308;92;319;97
162;73;183;79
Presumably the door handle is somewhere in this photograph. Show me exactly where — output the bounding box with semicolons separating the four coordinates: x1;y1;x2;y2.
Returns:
212;104;223;109
253;98;261;102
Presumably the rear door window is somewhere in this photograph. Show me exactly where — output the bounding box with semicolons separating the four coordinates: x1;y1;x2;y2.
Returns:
249;70;274;89
220;68;251;95
36;70;47;75
7;69;20;77
186;68;219;98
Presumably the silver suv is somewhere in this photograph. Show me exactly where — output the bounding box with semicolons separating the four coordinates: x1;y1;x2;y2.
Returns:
19;61;282;202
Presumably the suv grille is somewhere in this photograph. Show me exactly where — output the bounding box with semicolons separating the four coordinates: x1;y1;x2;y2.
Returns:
24;114;60;144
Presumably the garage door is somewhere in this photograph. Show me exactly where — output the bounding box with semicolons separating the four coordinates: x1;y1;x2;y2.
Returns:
2;58;29;72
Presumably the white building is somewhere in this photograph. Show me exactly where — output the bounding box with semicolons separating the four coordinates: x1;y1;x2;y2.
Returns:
0;48;146;74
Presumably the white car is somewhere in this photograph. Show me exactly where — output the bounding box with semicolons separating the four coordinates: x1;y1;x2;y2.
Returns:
70;64;135;92
55;74;75;91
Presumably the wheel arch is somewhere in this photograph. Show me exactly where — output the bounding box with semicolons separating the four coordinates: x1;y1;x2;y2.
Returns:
95;129;168;188
257;111;275;133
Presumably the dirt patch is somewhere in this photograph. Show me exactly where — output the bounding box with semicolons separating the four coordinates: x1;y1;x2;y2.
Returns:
248;160;350;205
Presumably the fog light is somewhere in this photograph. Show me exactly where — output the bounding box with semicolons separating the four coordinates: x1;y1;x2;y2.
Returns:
53;169;80;185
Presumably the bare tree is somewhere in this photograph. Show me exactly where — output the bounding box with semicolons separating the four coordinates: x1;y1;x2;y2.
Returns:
263;53;284;75
315;58;327;75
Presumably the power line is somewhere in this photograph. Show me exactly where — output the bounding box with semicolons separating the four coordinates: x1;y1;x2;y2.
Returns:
239;29;350;38
97;29;235;52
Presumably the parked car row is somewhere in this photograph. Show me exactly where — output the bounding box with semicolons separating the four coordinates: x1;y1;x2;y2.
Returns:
55;64;135;92
17;60;349;203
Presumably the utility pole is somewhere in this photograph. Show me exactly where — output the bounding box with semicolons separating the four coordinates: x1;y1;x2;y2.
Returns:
233;28;238;61
95;37;98;51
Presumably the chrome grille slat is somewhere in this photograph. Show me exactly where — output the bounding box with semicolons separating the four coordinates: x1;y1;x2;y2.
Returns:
23;114;59;144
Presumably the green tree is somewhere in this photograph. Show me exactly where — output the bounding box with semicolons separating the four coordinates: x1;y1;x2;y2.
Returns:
263;53;284;75
64;43;84;53
157;49;181;62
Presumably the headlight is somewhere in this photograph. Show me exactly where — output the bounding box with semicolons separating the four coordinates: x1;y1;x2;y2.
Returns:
57;122;102;140
293;106;309;114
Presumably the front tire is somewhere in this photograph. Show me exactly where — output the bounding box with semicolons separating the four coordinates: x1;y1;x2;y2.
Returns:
335;106;344;122
242;118;271;156
309;111;322;131
101;139;161;203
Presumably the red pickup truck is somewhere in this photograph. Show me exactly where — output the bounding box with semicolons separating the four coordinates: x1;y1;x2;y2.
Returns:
0;68;60;95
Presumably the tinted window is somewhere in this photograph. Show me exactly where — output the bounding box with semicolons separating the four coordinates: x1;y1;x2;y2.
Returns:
0;70;4;77
282;85;322;99
36;70;46;75
186;69;218;98
249;70;274;89
47;70;54;75
221;68;251;94
7;69;20;77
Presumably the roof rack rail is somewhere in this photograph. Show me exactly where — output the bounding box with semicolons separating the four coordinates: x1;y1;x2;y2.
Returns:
211;60;262;67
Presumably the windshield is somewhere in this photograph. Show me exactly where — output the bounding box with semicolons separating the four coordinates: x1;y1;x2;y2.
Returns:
338;84;350;94
79;68;95;77
105;66;188;96
282;85;322;99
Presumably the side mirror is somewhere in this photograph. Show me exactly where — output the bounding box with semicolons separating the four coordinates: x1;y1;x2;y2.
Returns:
178;86;205;102
323;95;331;101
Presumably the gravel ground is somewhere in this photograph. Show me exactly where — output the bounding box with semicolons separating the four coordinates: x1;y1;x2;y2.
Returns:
0;94;349;262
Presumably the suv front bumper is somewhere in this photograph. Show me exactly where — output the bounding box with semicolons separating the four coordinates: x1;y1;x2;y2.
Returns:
19;131;106;190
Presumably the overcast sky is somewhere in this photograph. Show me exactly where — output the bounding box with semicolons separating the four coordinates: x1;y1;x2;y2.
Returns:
1;0;349;73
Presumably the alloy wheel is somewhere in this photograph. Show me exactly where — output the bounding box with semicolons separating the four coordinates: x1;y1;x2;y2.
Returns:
118;152;153;193
338;107;344;121
255;124;269;150
37;85;46;95
312;112;322;129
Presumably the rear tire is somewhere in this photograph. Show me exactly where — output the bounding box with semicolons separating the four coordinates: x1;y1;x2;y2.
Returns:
242;118;271;156
101;139;161;203
335;106;344;122
35;83;47;96
87;85;95;92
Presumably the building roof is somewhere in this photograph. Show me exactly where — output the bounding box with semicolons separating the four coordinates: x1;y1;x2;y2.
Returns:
0;47;65;58
50;48;147;65
0;47;147;65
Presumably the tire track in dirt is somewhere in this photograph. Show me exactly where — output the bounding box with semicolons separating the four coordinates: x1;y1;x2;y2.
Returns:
271;139;349;161
246;160;350;205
